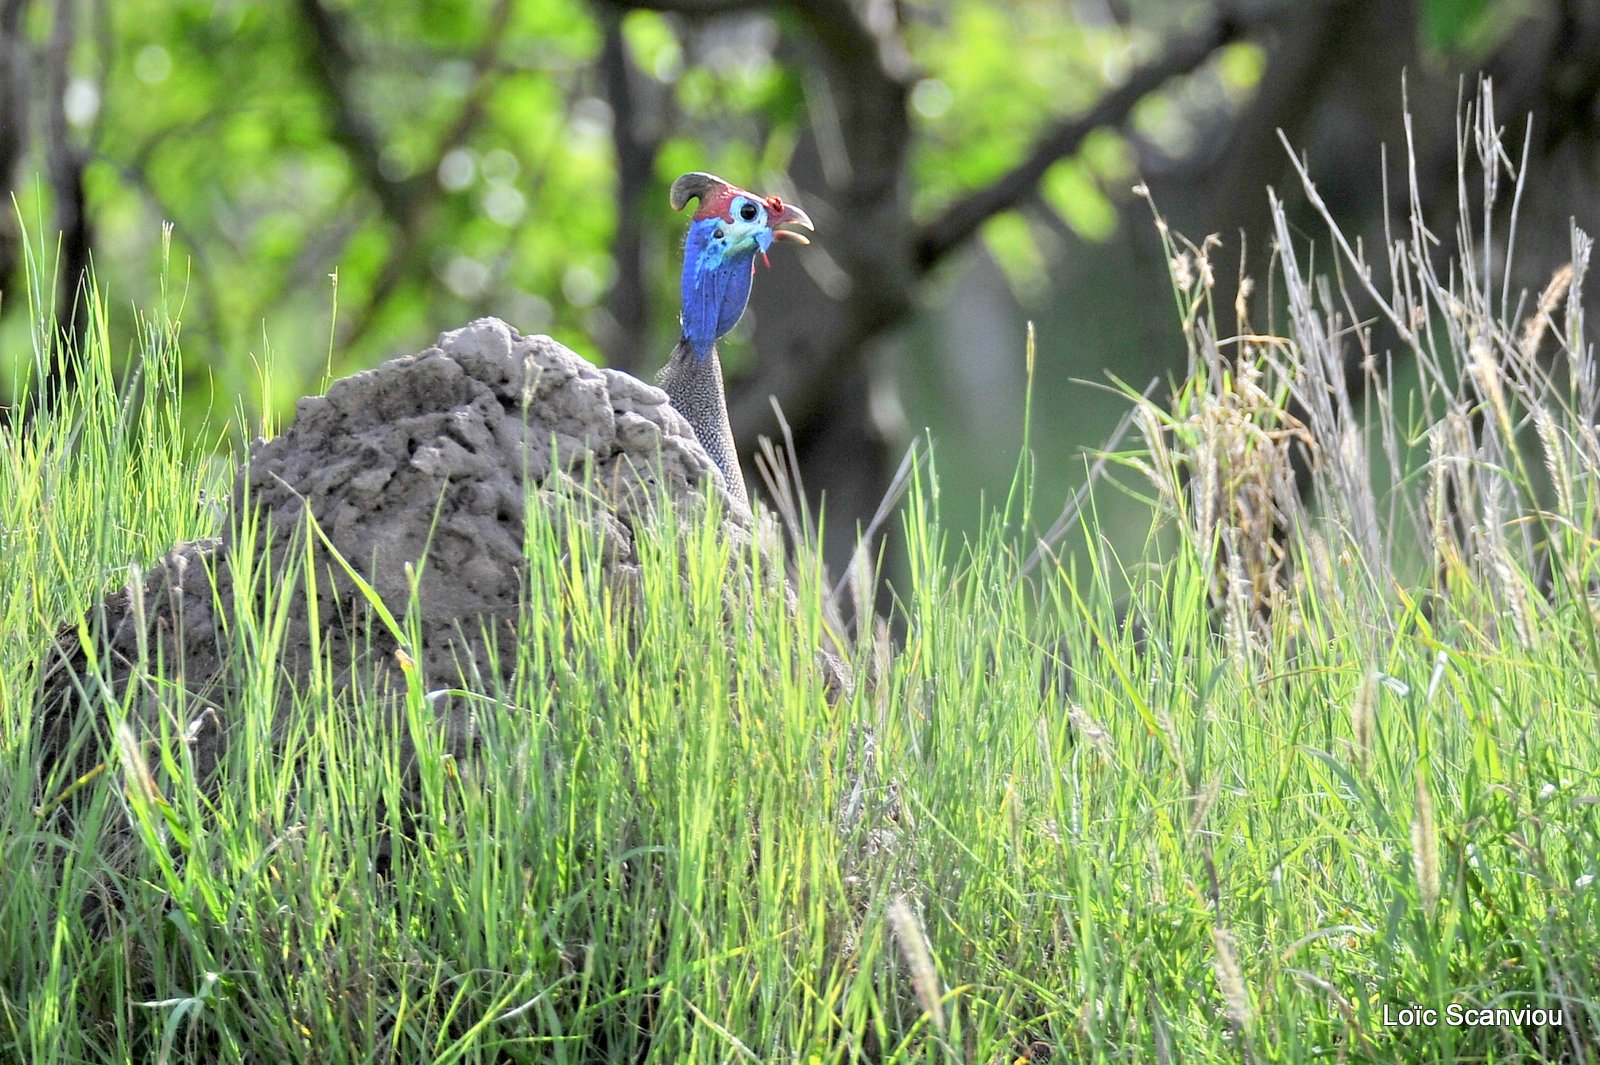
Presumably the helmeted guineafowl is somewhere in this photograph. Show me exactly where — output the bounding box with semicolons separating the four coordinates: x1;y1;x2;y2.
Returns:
657;171;813;505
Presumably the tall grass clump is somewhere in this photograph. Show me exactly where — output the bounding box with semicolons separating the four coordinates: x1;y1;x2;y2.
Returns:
3;83;1598;1062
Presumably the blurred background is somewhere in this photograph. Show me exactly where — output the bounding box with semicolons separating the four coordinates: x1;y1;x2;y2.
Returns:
1;0;1596;576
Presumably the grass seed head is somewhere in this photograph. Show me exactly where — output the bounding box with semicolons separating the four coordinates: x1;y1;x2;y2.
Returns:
1412;774;1441;919
1211;924;1254;1034
887;896;945;1036
1351;670;1378;772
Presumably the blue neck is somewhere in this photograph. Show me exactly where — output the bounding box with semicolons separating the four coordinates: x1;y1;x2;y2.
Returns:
680;217;760;359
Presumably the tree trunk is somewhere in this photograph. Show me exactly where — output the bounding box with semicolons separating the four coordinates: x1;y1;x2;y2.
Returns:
731;4;914;595
0;0;30;328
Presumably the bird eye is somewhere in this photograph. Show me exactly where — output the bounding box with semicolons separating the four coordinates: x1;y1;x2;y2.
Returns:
713;228;724;240
739;201;758;222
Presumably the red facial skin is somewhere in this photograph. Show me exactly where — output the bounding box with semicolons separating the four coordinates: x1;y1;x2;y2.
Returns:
692;184;812;269
691;184;788;223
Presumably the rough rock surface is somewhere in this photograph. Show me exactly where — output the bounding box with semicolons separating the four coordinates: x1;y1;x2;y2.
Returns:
239;315;748;687
36;318;757;788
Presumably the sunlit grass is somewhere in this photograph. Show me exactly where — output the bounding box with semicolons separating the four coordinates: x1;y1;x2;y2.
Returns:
4;94;1600;1062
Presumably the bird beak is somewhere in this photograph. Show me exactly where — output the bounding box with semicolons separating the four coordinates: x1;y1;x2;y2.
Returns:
768;202;814;245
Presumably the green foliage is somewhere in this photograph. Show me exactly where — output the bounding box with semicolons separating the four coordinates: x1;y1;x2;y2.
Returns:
1042;158;1116;243
2;0;1275;431
1419;0;1500;52
8;0;628;420
906;0;1139;240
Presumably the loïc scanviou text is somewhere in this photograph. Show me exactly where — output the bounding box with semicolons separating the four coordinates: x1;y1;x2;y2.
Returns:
1382;1004;1563;1028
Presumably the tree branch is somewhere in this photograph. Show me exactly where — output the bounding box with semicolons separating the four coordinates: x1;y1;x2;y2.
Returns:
790;0;913;88
421;0;514;183
604;0;909;82
600;0;769;14
597;5;667;372
42;0;91;411
97;151;227;373
0;0;32;303
293;0;416;227
912;10;1247;271
296;0;513;352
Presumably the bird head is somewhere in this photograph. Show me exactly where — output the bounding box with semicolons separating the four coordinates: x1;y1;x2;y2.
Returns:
672;171;813;358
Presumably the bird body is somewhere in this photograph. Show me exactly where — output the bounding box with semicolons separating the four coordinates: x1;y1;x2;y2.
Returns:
658;172;812;505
